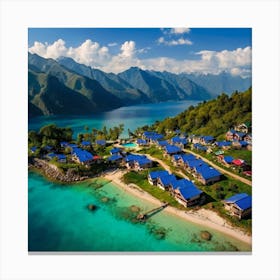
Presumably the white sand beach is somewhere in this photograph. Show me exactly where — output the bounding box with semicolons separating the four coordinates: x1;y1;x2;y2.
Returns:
102;169;252;245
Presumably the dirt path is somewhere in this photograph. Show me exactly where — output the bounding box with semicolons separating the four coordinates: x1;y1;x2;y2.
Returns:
143;154;190;180
183;149;252;186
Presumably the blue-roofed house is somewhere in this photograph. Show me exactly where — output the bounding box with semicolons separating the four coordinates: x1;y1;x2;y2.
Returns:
95;139;106;146
215;141;232;150
234;132;246;141
170;136;188;148
184;158;205;172
60;141;69;148
164;145;181;156
200;136;215;145
157;174;177;190
178;153;196;167
110;147;121;155
226;129;236;141
217;155;234;166
142;131;163;143
171;179;204;207
43;145;53;152
81;141;91;148
193;143;208;152
148;170;169;185
30;146;37;153
171;154;181;166
137;139;148;146
134;157;153;170
157;140;169;149
223;193;252;219
195;165;221;185
232;140;248;149
107;154;123;164
46;153;66;163
72;148;94;165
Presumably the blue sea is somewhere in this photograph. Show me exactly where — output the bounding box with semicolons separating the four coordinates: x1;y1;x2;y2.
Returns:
29;100;200;138
28;100;251;252
28;172;251;252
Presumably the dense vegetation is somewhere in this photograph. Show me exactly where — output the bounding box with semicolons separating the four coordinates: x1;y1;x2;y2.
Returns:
135;88;251;139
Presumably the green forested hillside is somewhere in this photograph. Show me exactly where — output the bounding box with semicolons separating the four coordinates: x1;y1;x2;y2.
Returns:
143;88;252;139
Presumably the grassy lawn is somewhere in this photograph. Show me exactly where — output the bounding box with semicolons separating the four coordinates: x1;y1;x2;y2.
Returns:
122;170;185;210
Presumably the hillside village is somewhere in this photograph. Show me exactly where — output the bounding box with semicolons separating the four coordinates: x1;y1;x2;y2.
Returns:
29;121;252;225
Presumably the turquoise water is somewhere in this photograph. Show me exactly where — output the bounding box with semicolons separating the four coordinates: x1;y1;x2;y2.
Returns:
28;171;251;252
122;142;137;148
28;100;200;138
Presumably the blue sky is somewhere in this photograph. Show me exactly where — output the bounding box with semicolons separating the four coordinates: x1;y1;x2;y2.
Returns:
28;28;252;76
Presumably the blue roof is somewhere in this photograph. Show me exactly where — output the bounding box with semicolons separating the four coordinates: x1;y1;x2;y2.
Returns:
96;139;106;146
225;193;252;210
171;136;187;145
172;179;202;199
196;165;221;180
175;129;181;134
216;141;232;147
137;139;147;144
165;145;181;154
108;154;123;162
81;141;91;146
136;157;152;166
68;143;78;148
193;143;207;151
236;132;246;138
181;153;196;163
229;129;236;134
43;145;53;150
157;140;169;146
223;156;234;163
143;131;163;140
30;146;37;152
202;136;214;142
159;174;177;186
187;159;205;168
125;154;146;162
72;148;93;162
173;154;182;161
149;170;169;180
110;147;120;154
60;141;69;147
239;141;248;146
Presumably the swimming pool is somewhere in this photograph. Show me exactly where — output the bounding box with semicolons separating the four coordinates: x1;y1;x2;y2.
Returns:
121;142;137;148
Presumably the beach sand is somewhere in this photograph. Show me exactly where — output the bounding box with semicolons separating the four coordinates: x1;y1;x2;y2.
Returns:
103;169;252;245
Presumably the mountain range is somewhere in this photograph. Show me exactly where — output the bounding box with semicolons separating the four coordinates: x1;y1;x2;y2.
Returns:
28;52;251;118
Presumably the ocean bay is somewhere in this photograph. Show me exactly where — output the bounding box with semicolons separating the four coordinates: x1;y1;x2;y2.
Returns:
28;172;251;252
28;100;201;137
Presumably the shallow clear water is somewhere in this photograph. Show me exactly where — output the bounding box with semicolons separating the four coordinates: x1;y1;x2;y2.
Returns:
28;100;200;138
28;172;251;252
121;142;137;148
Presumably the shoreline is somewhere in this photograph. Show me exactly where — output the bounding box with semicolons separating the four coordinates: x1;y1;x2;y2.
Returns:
102;170;252;246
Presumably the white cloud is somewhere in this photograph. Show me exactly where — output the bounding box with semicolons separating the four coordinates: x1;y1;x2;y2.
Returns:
170;27;191;34
29;39;251;77
108;42;118;47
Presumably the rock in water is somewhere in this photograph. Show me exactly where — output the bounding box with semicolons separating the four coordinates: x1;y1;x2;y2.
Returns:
200;230;212;241
88;204;97;211
101;197;110;203
129;205;141;213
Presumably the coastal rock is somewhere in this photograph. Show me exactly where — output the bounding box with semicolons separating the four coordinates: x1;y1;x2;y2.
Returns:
129;205;141;213
200;230;212;241
88;204;97;211
101;197;110;203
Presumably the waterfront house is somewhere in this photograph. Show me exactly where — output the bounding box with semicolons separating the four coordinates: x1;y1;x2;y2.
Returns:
164;145;182;157
171;179;204;207
195;165;221;185
148;170;169;185
223;193;252;219
72;148;94;165
157;174;177;190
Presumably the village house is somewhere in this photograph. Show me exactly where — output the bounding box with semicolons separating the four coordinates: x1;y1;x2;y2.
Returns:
234;122;251;134
157;174;177;190
95;139;106;147
142;131;163;143
231;140;248;149
107;154;123;164
215;141;232;150
192;143;208;152
164;145;182;157
81;141;91;149
189;135;201;144
170;136;188;148
125;154;152;170
223;193;252;219
172;154;182;166
110;147;121;155
217;155;234;167
225;129;236;141
148;170;169;185
157;140;169;149
71;148;94;165
194;165;221;185
178;154;196;169
244;134;252;144
200;135;215;145
30;146;37;153
46;153;67;163
170;179;204;207
136;139;148;146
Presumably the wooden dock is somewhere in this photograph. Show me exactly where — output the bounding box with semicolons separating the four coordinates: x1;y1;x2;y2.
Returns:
136;202;169;221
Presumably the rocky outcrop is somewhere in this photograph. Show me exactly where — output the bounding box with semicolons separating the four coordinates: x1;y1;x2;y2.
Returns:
32;158;88;183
